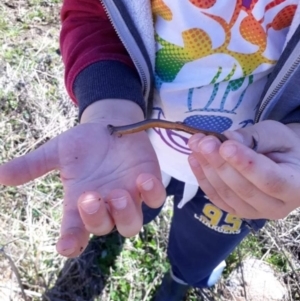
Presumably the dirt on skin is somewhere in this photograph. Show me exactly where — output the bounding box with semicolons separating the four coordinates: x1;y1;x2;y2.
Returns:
1;1;300;301
1;2;129;301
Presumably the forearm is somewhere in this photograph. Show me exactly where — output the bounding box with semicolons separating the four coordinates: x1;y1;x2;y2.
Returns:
60;0;145;118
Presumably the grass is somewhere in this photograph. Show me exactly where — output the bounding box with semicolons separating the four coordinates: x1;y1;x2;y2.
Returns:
0;1;300;300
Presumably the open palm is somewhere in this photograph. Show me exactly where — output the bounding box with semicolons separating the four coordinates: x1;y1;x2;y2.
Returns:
0;121;165;257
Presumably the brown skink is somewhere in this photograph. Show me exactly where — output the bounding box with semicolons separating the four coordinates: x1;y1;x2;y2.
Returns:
107;119;228;142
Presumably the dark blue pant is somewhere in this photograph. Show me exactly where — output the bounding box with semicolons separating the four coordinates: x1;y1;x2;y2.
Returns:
142;177;266;288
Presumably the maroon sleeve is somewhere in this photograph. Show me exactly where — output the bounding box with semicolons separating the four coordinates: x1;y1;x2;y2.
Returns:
60;0;144;116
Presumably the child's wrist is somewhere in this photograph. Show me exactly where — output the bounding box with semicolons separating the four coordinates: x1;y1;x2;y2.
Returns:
80;99;144;125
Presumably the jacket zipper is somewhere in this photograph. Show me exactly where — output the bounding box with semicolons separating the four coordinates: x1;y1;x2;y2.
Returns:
255;41;300;122
100;0;151;106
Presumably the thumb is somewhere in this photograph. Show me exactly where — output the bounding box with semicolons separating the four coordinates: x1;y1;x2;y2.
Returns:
0;138;59;186
224;120;297;154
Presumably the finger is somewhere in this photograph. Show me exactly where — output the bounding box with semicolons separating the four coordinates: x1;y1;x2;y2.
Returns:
188;134;235;214
190;151;260;218
0;138;58;185
224;120;297;153
56;227;89;258
201;144;283;217
56;205;90;257
220;168;283;219
219;140;289;204
78;191;114;236
189;135;265;217
194;136;281;217
57;190;91;257
188;154;237;214
107;189;143;237
136;173;166;208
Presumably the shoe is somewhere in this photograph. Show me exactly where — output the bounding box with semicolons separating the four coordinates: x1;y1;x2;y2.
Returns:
153;271;190;301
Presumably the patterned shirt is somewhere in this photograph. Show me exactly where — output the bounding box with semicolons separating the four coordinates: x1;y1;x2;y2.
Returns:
149;0;297;185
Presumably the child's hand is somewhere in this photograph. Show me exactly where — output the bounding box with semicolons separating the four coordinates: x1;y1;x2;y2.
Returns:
0;100;166;257
188;120;300;220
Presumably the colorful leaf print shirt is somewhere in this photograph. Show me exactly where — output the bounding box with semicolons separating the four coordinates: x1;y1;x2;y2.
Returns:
148;0;297;185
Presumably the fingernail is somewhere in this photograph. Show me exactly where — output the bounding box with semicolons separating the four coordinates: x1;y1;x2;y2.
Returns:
188;137;201;152
110;196;127;210
199;138;216;154
62;247;76;256
222;144;237;158
224;131;244;143
140;178;154;191
188;155;200;168
58;237;76;256
80;198;101;214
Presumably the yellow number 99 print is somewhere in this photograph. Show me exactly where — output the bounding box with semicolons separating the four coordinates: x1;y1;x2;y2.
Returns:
195;203;242;234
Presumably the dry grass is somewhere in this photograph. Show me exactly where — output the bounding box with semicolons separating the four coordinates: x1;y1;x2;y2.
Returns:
0;1;300;301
